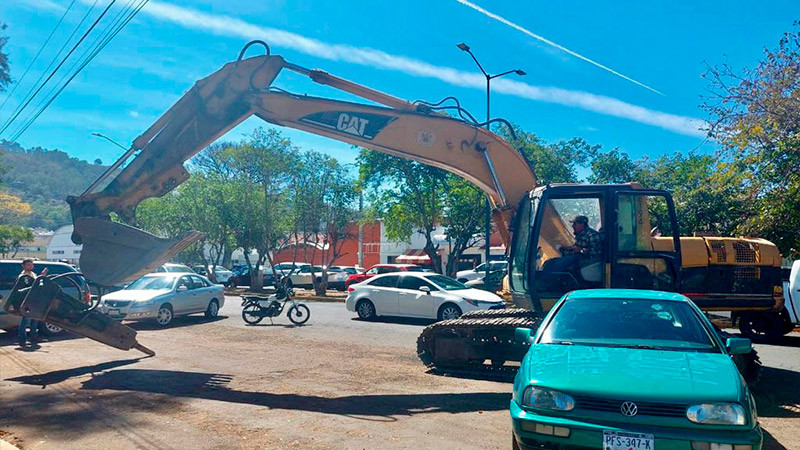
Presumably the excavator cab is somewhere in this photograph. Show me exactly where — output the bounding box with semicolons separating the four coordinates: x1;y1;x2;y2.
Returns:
508;184;682;311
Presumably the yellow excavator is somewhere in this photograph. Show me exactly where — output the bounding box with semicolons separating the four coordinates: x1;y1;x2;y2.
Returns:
4;42;783;375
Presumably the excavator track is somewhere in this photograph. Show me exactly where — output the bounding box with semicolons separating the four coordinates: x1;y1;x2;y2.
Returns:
460;307;540;319
417;313;543;380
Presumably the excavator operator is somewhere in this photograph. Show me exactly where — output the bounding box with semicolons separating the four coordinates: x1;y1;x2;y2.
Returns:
541;215;603;286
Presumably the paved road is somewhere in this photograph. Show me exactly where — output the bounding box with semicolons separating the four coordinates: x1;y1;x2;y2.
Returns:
220;295;434;349
0;296;798;449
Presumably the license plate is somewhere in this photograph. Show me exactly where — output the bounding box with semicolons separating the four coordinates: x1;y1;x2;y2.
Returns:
603;430;654;450
108;308;120;316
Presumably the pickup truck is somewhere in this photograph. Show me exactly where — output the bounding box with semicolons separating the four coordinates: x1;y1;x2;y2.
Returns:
734;259;799;341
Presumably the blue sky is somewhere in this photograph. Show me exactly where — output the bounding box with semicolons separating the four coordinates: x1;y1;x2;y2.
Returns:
1;0;796;171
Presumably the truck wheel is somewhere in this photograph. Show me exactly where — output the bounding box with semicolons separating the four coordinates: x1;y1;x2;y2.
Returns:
738;312;783;343
779;309;796;335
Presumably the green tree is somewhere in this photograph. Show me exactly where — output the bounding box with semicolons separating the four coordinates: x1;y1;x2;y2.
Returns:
441;177;485;277
702;21;800;256
359;150;448;273
0;225;34;257
501;126;599;184
287;150;357;295
196;129;298;290
0;24;11;93
588;149;637;184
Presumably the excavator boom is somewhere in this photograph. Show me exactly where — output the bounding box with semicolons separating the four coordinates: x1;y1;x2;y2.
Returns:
71;44;535;287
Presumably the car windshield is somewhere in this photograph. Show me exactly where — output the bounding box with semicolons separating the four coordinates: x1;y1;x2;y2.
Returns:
405;266;425;272
328;267;343;272
539;298;718;352
425;274;468;291
126;276;176;290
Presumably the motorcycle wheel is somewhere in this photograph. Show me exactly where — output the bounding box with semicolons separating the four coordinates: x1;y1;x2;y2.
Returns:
242;303;264;325
287;304;310;325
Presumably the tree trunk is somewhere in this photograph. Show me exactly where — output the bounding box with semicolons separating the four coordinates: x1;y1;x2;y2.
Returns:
251;252;265;292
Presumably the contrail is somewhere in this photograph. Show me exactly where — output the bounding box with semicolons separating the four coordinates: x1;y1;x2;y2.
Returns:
455;0;664;96
61;0;702;136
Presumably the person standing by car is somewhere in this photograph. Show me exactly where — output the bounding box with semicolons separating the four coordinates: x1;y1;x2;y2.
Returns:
17;259;47;348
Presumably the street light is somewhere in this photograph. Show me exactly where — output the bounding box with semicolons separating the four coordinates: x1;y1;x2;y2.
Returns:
457;42;526;285
91;132;127;151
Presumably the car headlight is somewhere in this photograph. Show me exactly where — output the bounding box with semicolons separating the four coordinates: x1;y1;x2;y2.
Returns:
521;386;575;411
686;403;747;425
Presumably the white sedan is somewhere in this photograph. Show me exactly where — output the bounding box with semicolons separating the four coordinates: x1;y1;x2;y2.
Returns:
346;272;505;321
100;273;224;326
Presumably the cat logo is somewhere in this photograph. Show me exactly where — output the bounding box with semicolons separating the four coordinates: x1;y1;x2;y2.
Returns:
298;111;396;140
336;113;370;137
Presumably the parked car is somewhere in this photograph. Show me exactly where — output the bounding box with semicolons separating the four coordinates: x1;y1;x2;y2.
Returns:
192;265;234;284
323;266;351;291
99;272;224;326
344;263;424;288
0;259;90;336
510;289;761;450
330;265;362;276
155;263;194;273
227;265;275;288
277;263;348;290
346;272;504;320
456;260;507;282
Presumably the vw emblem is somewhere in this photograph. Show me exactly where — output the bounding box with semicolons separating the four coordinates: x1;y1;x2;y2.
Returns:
620;401;638;416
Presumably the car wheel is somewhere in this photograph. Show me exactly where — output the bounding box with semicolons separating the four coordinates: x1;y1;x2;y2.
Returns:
40;322;63;336
356;299;376;320
438;303;462;321
155;304;174;326
204;299;220;318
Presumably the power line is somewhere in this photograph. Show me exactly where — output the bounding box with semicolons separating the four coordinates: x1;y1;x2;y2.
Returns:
9;0;150;142
0;0;99;134
0;0;77;114
0;0;116;137
10;0;138;138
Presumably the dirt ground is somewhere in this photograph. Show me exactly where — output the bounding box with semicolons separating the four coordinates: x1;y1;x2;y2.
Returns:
0;298;798;449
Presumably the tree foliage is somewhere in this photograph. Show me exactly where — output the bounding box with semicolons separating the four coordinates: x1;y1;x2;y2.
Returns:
0;140;107;229
702;20;800;256
0;24;10;93
0;225;34;258
0;191;32;224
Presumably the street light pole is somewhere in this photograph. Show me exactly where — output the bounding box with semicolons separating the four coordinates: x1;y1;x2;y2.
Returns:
457;43;525;286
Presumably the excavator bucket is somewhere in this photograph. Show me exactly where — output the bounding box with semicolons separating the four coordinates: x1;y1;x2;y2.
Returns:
74;217;203;286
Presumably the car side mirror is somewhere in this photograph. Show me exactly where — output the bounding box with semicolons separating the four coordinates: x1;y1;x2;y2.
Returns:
515;327;534;344
419;286;431;293
177;285;188;291
726;337;752;355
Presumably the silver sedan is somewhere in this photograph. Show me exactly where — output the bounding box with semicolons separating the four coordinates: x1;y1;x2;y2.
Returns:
100;273;224;326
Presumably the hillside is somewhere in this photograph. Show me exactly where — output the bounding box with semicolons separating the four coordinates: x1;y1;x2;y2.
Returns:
0;140;108;230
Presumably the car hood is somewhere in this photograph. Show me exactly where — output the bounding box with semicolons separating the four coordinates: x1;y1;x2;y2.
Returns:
519;344;742;404
102;289;171;302
450;288;504;303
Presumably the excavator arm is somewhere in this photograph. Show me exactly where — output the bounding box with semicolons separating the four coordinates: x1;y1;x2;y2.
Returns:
8;42;535;354
71;42;536;287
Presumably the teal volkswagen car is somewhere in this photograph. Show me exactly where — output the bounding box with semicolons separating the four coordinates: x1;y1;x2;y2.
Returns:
511;289;761;450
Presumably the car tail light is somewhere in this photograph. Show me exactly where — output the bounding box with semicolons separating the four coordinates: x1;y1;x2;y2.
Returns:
347;286;356;293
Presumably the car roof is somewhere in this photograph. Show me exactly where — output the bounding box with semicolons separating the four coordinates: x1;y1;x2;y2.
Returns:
566;289;690;303
1;259;75;267
371;264;418;268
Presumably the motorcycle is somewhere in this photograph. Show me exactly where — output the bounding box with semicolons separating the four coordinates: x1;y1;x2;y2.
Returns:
240;284;310;325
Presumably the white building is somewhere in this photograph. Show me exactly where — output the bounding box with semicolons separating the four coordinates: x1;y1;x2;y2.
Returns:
47;225;82;264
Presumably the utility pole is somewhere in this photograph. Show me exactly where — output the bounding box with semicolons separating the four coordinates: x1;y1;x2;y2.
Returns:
457;43;525;285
